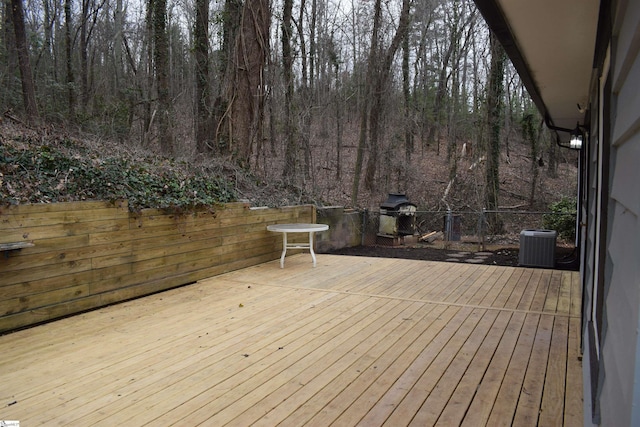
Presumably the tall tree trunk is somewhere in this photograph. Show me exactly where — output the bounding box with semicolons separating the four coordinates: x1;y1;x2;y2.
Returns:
402;30;412;166
309;0;316;88
485;31;506;233
221;0;241;79
546;126;558;178
296;0;313;180
522;112;539;207
267;57;277;157
74;0;104;112
295;0;310;166
428;39;454;153
412;6;434;155
282;0;296;178
113;0;123;86
142;0;153;144
43;0;53;65
152;0;174;154
351;0;382;205
447;67;459;183
3;0;19;103
363;0;411;191
194;0;211;154
11;0;39;121
80;0;90;107
297;0;307;86
351;104;368;205
214;0;241;153
223;0;269;166
65;0;75;119
334;60;342;180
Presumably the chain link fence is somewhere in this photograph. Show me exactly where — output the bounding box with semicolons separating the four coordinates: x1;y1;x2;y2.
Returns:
359;209;577;248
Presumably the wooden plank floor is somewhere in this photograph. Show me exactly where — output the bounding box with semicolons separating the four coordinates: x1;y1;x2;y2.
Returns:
0;254;583;426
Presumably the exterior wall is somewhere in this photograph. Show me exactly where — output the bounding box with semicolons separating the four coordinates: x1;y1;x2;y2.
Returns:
315;206;362;253
587;0;640;425
0;200;314;333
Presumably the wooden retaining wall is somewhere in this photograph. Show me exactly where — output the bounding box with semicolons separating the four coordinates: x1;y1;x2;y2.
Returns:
0;200;315;333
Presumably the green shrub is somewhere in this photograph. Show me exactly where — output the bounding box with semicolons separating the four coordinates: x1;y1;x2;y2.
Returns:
543;197;577;241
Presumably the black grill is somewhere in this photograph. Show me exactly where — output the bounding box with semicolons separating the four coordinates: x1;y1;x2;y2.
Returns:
378;193;417;237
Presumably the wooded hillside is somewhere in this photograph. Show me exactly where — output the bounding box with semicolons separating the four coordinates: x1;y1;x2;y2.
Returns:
1;0;578;211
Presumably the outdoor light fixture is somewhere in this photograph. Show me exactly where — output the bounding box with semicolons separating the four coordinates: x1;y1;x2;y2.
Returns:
569;124;583;149
544;115;586;150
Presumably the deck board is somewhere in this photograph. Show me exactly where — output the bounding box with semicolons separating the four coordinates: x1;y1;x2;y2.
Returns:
404;309;501;427
0;254;582;426
513;314;554;425
539;315;569;426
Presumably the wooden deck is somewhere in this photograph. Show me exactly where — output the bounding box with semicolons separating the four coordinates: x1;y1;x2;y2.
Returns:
0;254;582;426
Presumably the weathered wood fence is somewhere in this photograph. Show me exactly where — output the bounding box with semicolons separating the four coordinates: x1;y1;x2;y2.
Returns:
0;200;315;333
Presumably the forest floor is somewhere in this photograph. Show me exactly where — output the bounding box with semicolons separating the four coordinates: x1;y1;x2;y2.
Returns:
0;118;579;212
329;242;579;271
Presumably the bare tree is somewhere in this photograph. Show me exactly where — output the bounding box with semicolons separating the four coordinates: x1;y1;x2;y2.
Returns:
140;0;154;143
352;0;412;203
152;0;174;154
410;0;436;155
2;0;19;107
0;0;558;215
113;0;124;85
64;0;75;119
297;0;313;179
220;0;270;166
444;1;477;207
351;0;382;206
429;0;476;153
79;0;107;108
334;56;343;180
485;30;506;232
402;29;412;165
363;0;412;190
212;0;241;155
546;126;558;178
10;0;39;121
522;111;539;207
282;0;296;178
194;0;212;154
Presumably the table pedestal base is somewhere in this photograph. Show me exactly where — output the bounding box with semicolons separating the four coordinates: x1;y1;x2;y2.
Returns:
279;232;317;268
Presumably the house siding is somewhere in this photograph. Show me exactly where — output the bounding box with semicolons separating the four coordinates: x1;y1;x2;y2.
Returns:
595;0;640;424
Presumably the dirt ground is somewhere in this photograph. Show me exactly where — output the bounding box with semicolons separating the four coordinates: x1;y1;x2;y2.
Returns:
328;243;579;271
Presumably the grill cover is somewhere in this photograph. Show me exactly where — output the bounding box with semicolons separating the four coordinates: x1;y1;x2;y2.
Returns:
380;193;415;210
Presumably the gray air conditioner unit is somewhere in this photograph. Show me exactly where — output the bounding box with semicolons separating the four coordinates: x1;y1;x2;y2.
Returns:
519;229;557;268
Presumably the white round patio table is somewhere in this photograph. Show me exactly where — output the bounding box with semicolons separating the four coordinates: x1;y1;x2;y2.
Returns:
267;223;329;268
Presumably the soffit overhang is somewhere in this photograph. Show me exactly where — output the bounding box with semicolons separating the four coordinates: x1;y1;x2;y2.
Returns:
475;0;601;132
